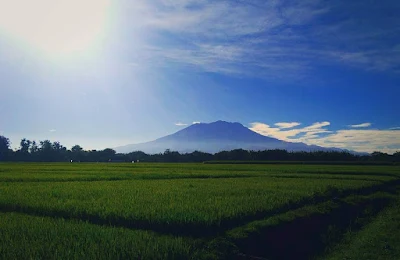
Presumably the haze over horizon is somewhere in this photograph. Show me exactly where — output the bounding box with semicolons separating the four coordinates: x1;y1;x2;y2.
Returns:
1;0;399;153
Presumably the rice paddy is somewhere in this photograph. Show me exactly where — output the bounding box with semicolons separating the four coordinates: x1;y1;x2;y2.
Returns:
0;162;399;259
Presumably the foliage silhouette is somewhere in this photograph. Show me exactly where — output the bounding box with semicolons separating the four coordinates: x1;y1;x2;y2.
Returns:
0;135;398;163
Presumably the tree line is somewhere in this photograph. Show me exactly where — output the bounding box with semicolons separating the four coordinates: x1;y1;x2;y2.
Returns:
1;135;399;163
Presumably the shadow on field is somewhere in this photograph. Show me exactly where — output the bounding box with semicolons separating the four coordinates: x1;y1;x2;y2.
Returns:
0;174;260;183
267;175;387;182
289;171;398;178
233;196;394;260
0;179;399;239
215;179;400;237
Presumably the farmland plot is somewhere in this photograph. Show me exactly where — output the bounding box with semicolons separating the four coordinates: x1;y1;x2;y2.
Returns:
0;163;399;259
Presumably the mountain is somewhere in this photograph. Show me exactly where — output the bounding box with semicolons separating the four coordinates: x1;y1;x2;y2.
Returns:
115;120;342;154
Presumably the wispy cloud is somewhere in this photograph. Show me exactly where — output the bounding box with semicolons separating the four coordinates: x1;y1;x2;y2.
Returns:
308;129;400;154
250;121;331;143
274;122;301;129
175;122;188;126
192;121;201;124
250;121;400;154
120;0;400;79
349;122;372;128
49;129;56;132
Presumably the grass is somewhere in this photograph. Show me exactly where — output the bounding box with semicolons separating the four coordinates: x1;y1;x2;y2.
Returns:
323;195;400;260
217;192;396;259
0;162;399;259
204;160;399;166
0;212;198;260
0;177;382;235
0;163;398;182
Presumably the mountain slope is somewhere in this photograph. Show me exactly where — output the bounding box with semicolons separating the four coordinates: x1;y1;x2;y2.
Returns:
115;121;337;154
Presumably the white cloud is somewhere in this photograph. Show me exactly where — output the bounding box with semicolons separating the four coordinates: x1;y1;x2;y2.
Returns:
250;121;331;143
302;121;330;130
274;122;301;129
192;121;201;124
49;129;56;132
249;121;400;154
307;129;400;154
349;122;372;128
175;122;188;126
118;0;400;79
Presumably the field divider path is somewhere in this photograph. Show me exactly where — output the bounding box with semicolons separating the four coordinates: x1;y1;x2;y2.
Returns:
0;178;399;238
0;171;395;183
217;193;397;260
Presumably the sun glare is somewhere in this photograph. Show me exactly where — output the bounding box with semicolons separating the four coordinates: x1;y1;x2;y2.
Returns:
0;0;111;57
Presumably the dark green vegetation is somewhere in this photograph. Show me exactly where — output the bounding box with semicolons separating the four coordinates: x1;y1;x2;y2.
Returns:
323;196;400;260
1;135;400;163
0;163;399;259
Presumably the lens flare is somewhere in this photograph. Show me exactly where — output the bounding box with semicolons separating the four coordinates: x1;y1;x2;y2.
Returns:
0;0;111;57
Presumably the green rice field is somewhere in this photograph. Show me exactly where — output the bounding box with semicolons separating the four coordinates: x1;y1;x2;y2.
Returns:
0;163;399;259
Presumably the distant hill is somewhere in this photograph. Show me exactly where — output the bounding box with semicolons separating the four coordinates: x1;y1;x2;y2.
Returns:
115;120;344;154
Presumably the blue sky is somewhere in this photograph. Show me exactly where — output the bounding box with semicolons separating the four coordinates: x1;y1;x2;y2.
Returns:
0;0;399;153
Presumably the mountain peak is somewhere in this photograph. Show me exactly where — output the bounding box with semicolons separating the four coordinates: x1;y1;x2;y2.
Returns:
206;120;243;126
115;120;338;154
145;119;282;150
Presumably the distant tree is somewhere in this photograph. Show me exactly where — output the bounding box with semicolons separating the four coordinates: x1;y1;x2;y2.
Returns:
102;148;116;157
40;140;52;151
30;141;38;154
19;138;31;154
127;151;149;162
52;141;63;151
393;151;400;162
186;151;213;162
229;149;251;160
53;141;68;161
0;135;10;150
371;151;390;161
0;135;11;161
0;134;397;163
14;138;32;161
38;140;53;161
98;148;116;161
71;145;83;153
71;145;84;161
162;149;181;162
